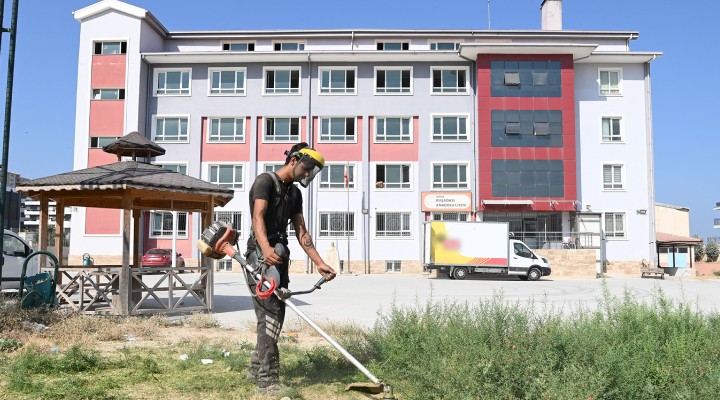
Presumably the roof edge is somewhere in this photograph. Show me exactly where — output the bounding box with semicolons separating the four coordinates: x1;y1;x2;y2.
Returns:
73;0;169;37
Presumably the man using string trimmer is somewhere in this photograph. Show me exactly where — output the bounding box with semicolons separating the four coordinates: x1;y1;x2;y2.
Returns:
243;142;336;395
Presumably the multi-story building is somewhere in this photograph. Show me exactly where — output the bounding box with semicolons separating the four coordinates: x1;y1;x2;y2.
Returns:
69;0;661;274
20;198;72;242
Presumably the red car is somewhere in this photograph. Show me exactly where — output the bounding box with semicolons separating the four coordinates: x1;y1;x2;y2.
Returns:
141;248;186;271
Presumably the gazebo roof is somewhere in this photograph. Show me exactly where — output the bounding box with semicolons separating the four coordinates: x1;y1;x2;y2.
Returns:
17;161;234;211
103;131;166;159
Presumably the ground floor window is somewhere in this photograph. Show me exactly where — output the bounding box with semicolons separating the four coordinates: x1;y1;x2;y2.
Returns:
149;211;188;238
319;211;354;237
481;212;562;249
386;260;401;272
217;259;233;272
431;212;470;221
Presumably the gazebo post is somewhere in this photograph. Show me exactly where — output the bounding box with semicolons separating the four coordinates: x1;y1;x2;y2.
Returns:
133;208;141;270
54;199;65;267
202;197;215;311
120;193;132;315
38;194;49;266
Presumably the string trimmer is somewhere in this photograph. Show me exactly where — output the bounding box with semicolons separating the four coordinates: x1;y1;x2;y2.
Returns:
196;221;395;399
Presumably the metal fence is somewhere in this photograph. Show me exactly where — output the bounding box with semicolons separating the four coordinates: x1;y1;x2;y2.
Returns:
510;231;602;250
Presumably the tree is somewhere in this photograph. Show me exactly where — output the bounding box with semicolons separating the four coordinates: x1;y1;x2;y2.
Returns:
705;240;719;263
694;238;705;262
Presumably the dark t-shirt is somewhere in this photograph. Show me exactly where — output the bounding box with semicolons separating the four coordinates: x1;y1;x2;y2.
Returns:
247;172;303;250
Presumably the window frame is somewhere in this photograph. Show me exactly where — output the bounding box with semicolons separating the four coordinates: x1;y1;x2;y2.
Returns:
207;117;246;143
430;113;469;142
208;67;247;96
318;211;356;238
89;136;120;148
598;68;623;96
155;162;188;175
374;210;413;239
222;42;255;52
263;66;302;95
152;115;190;143
92;88;125;100
431;212;471;221
263;117;302;143
318;162;357;191
273;41;306;51
376;41;410;51
318;66;357;95
603;211;627;240
601;116;624;143
602;163;625;191
149;211;188;239
374;116;413;143
429;42;460;51
430;66;469;95
208;163;245;190
262;162;285;173
153;68;192;97
431;162;470;190
93;41;127;55
214;210;243;239
374;66;413;95
318;116;357;143
374;162;412;191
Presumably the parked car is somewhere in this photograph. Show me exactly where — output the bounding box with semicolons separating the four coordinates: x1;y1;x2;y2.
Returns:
2;230;38;291
141;248;185;271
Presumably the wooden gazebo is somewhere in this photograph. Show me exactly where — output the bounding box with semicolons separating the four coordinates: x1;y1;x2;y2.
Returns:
17;133;233;315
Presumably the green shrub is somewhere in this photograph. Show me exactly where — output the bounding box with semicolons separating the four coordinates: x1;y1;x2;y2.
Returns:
695;240;705;261
706;240;719;262
713;270;720;277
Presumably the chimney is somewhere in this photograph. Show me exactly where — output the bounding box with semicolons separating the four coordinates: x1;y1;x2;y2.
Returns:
541;0;562;30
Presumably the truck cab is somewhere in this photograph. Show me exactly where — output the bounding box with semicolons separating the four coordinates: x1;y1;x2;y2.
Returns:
508;239;552;281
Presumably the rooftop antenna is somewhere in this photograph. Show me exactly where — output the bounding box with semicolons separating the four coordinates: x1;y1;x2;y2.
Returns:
487;0;491;29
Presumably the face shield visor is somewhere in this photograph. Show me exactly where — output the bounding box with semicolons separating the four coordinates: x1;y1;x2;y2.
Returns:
294;155;323;188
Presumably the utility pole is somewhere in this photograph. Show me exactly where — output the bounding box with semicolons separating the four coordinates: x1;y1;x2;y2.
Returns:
487;0;491;30
0;0;20;287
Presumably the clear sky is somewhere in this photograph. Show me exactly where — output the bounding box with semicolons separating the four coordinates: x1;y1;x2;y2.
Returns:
0;0;718;239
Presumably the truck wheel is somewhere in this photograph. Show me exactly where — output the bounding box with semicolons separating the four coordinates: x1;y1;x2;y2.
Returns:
527;267;542;281
452;267;468;280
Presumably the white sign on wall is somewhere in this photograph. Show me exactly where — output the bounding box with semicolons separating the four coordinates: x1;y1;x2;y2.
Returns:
421;192;472;212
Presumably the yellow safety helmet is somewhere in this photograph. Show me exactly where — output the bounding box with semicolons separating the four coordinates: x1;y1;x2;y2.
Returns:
288;146;325;187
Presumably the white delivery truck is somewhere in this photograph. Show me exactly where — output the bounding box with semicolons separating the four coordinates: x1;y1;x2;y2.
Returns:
423;221;551;281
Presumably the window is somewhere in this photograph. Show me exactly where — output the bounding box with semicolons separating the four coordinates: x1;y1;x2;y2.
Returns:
431;212;470;221
215;211;242;238
534;122;550;136
376;164;410;189
430;42;459;51
433;115;468;141
3;234;27;255
375;67;412;94
264;117;300;142
604;212;626;238
513;242;534;258
376;211;411;238
602;117;623;142
319;164;354;189
223;42;255;51
209;118;245;142
603;164;624;190
89;137;119;148
505;122;521;135
599;69;622;96
217;259;233;272
377;42;409;51
319;117;355;142
319;211;354;237
432;68;467;93
150;211;188;238
94;41;126;55
375;117;412;142
492;160;564;197
92;89;125;100
386;260;402;272
153;116;189;142
263;163;284;173
155;69;191;96
319;67;356;94
433;163;468;189
209;164;244;189
209;68;246;95
156;163;187;175
504;72;520;86
274;42;305;51
264;67;300;94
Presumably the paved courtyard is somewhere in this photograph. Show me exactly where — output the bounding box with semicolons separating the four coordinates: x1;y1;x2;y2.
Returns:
210;273;720;330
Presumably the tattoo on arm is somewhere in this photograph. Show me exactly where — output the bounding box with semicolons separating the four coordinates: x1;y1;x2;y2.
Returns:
302;234;315;249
